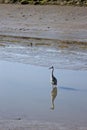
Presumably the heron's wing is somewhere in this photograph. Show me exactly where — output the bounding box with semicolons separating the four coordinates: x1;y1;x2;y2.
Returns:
52;76;57;85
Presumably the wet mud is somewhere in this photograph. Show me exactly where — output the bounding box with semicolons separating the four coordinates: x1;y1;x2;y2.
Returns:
0;35;87;70
0;4;87;130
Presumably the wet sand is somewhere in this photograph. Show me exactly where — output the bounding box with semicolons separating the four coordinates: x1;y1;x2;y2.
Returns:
0;120;87;130
0;4;87;42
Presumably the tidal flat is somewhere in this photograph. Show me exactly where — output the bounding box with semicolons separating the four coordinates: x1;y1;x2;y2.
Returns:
0;4;87;130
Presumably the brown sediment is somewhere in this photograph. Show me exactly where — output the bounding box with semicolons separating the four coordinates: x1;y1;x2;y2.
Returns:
0;4;87;43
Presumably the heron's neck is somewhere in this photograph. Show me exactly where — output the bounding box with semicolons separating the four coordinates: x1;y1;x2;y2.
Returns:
52;68;54;77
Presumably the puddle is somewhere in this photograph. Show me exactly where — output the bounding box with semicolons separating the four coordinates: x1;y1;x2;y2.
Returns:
0;60;87;127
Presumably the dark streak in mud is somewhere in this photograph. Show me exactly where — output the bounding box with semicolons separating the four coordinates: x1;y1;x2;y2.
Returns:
0;35;87;70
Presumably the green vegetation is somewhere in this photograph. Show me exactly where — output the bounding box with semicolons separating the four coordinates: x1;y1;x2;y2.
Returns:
10;0;87;5
18;0;49;4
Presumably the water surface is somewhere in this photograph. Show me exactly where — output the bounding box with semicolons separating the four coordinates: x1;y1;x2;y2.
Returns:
0;60;87;127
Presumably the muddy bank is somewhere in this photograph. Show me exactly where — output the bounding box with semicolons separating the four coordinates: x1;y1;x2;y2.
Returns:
0;119;87;130
0;35;87;70
0;5;87;70
0;4;87;42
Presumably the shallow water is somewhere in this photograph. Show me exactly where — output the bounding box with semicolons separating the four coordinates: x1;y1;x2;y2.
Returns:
0;37;87;70
0;60;87;127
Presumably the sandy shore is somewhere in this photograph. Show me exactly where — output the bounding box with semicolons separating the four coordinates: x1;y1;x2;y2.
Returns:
0;4;87;42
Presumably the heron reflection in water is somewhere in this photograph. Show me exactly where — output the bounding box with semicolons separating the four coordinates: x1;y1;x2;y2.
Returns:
49;66;57;110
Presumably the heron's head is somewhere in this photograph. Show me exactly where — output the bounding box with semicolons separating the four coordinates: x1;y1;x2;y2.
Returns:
49;66;54;70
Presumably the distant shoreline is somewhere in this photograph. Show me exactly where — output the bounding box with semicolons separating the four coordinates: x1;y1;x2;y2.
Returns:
0;4;87;42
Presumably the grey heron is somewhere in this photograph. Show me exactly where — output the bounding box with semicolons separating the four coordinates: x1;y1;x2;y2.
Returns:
49;66;57;109
49;66;57;86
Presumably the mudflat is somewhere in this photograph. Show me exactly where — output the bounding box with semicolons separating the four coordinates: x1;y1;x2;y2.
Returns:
0;4;87;130
0;4;87;41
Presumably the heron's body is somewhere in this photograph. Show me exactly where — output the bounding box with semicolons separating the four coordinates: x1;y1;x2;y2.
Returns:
51;70;57;85
49;66;57;86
